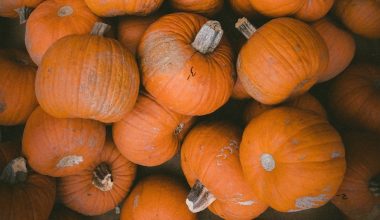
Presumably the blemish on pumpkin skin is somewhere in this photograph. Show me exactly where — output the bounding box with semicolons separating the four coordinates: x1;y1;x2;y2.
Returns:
331;151;342;159
293;194;329;211
215;140;239;166
56;155;83;168
238;200;255;206
133;194;139;208
0;102;5;112
292;139;299;145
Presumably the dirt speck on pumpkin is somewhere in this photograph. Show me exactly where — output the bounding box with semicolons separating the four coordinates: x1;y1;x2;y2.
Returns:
294;194;328;211
331;151;342;159
0;102;5;112
56;155;83;168
133;194;140;208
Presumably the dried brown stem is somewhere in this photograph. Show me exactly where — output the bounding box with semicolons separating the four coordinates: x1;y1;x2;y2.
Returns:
235;17;257;39
192;20;223;54
92;162;113;191
186;179;216;213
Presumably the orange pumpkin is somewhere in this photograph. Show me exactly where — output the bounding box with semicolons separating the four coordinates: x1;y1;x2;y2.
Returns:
84;0;163;17
181;121;268;219
312;18;356;82
231;76;250;100
334;0;380;39
0;49;38;126
240;107;346;212
35;23;140;123
329;64;380;135
25;0;100;65
169;0;223;16
139;13;234;116
236;17;328;105
0;0;44;18
229;0;258;17
332;131;380;220
22;106;106;177
59;140;136;216
294;0;335;21
120;175;196;220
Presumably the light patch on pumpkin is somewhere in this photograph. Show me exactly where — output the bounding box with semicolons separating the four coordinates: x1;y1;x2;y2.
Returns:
294;194;329;210
88;136;97;148
260;153;275;171
331;151;342;159
144;146;156;151
133;194;140;208
56;155;83;168
216;140;239;166
238;200;255;206
292;139;299;145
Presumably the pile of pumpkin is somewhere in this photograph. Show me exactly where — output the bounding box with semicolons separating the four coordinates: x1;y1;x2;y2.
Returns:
0;0;379;219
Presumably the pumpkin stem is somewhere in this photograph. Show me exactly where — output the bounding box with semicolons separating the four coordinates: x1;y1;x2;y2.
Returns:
192;20;223;54
90;22;111;36
0;157;28;184
174;122;185;136
186;179;216;213
235;17;257;39
15;7;32;24
369;175;380;197
92;162;113;192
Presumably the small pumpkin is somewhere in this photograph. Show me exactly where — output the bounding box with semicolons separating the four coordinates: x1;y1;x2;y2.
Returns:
25;0;100;65
0;0;44;21
59;139;137;216
22;106;106;177
240;107;346;212
35;22;140;123
0;49;37;126
169;0;223;16
120;175;196;220
139;12;234;116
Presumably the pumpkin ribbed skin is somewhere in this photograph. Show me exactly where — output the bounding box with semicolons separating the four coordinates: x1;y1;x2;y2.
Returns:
120;175;196;220
0;49;37;126
35;33;140;123
169;0;223;16
229;0;257;17
0;0;45;17
59;140;136;216
240;107;346;212
139;13;234;116
231;77;250;100
294;0;335;21
25;0;100;65
181;121;268;219
237;17;328;105
22;107;106;177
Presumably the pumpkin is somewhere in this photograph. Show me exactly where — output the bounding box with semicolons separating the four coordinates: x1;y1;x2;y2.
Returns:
334;0;380;39
329;64;380;135
294;0;335;21
35;22;140;123
0;49;38;126
332;131;380;220
22;106;106;177
49;204;84;220
59;139;136;216
84;0;163;17
25;0;100;65
231;76;251;100
0;141;56;220
181;121;268;219
139;13;234;116
236;17;328;105
0;0;44;21
240;107;346;212
229;0;258;17
169;0;223;16
312;18;356;82
120;175;196;220
113;94;194;167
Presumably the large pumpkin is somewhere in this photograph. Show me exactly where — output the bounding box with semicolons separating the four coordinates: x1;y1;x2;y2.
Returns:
120;175;196;220
332;131;380;220
240;107;346;212
22;106;106;177
59;140;136;216
236;17;328;105
0;141;56;220
0;0;44;18
139;13;234;116
25;0;100;65
329;64;380;135
169;0;223;16
0;49;38;126
35;23;140;123
181;121;268;219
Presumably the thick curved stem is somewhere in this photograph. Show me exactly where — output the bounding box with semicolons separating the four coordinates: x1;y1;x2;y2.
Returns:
369;175;380;197
90;22;111;36
235;17;257;39
0;157;27;184
186;179;216;213
92;162;113;192
15;7;32;24
192;20;223;54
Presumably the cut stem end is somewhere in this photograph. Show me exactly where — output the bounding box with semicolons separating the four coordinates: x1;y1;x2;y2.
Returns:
192;20;223;54
90;22;111;36
0;157;28;184
235;17;256;39
15;7;32;24
186;179;216;213
92;162;113;192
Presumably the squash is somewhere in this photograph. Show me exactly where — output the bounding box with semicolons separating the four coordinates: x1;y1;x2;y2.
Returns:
59;140;136;216
120;175;196;220
294;0;335;21
229;0;258;17
181;121;268;219
231;77;250;100
240;107;346;212
0;49;37;126
25;0;100;65
22;106;106;177
236;17;328;104
113;94;194;167
169;0;223;16
35;22;140;123
0;0;45;22
0;141;56;220
139;13;234;116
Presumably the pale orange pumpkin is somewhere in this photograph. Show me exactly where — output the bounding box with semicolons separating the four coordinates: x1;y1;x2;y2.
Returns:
169;0;223;16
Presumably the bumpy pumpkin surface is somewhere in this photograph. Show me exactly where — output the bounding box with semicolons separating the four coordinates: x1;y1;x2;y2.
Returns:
169;0;223;16
229;0;257;17
0;0;45;18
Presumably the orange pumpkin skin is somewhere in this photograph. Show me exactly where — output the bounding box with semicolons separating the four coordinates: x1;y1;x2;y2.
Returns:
329;64;380;135
139;13;234;116
0;49;37;126
229;0;257;17
35;34;140;123
294;0;335;21
25;0;100;65
0;0;44;17
231;76;250;100
113;94;194;166
169;0;223;16
0;142;56;220
334;0;380;39
332;132;380;220
237;17;328;105
22;107;106;177
240;107;346;212
312;18;356;82
181;121;268;219
59;140;137;216
120;175;196;220
84;0;163;17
